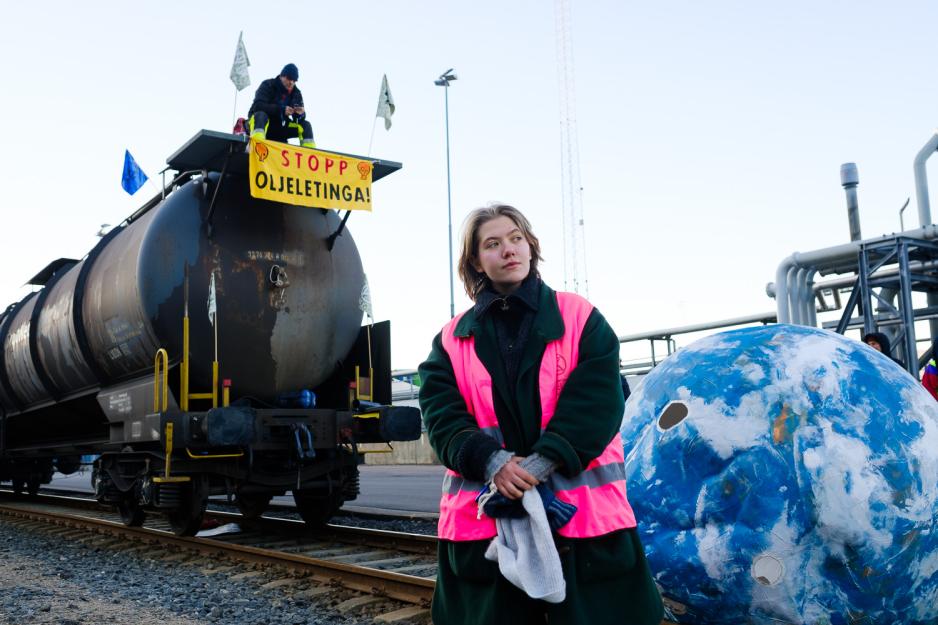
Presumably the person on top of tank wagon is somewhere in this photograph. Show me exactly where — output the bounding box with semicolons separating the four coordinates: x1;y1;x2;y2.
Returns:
247;63;315;148
418;204;662;625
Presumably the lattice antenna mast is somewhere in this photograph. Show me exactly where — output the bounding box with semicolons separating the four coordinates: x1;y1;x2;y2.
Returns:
554;0;589;297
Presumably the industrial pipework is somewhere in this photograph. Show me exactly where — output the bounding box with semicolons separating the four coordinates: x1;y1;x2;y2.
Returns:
772;130;938;326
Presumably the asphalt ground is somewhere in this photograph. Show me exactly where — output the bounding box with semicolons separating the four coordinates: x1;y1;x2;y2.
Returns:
48;464;446;517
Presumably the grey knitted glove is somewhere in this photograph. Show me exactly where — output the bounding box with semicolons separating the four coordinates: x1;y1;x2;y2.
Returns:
518;453;559;482
484;449;514;482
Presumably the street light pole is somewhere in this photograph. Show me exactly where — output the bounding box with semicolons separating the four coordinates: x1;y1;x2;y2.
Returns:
435;69;458;318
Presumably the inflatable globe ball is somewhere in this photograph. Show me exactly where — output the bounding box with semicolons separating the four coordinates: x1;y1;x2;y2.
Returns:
622;324;938;625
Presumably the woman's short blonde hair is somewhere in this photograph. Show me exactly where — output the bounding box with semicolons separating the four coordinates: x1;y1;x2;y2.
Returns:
456;204;542;300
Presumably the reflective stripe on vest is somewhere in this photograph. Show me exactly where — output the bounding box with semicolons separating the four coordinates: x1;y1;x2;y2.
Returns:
437;291;636;541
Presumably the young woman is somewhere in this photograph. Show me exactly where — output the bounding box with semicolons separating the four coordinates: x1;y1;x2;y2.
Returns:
419;204;662;625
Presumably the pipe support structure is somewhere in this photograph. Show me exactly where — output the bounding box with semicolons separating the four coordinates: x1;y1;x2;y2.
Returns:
772;225;938;325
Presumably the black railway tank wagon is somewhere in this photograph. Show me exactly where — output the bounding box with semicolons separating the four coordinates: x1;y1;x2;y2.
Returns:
0;130;420;534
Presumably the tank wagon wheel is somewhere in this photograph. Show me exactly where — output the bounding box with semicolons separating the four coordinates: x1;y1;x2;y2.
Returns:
236;492;273;520
167;483;208;537
26;476;41;497
11;479;25;496
292;489;343;528
117;499;146;527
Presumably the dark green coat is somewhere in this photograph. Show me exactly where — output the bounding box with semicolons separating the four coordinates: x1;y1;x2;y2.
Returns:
419;282;663;625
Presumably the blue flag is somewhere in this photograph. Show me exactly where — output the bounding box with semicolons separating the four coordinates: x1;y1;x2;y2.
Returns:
121;150;148;195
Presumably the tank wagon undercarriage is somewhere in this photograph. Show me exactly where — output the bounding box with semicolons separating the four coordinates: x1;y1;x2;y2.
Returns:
0;131;419;534
92;400;408;535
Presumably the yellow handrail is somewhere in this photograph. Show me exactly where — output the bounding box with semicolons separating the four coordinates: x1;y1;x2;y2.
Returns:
212;360;218;408
185;448;244;459
153;421;190;484
179;269;222;411
153;348;169;412
355;365;374;401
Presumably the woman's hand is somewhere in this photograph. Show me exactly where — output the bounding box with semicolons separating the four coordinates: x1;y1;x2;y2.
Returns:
493;455;538;500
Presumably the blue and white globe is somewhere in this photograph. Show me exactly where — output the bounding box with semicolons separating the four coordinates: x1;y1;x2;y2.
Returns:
621;324;938;625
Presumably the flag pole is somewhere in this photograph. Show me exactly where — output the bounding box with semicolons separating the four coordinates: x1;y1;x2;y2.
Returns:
214;308;218;363
367;117;378;157
213;307;219;408
211;273;219;408
232;88;239;129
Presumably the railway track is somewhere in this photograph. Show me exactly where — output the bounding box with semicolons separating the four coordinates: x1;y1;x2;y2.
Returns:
0;493;680;625
0;493;435;622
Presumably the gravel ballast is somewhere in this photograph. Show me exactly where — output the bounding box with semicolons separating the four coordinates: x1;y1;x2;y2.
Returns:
0;519;428;625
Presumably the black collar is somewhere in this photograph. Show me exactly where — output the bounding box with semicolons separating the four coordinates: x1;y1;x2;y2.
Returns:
474;274;541;318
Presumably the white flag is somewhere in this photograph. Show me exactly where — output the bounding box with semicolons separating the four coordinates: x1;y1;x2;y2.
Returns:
207;273;217;325
230;31;251;91
375;74;395;130
359;275;373;320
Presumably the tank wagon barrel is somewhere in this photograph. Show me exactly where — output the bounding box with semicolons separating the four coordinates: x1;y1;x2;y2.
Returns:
0;130;420;532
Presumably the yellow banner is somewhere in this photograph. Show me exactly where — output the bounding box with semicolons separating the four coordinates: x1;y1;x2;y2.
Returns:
248;139;373;211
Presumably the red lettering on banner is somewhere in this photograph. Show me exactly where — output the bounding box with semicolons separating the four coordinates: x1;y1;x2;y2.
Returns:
307;154;319;171
339;161;348;175
294;152;303;168
281;150;290;166
325;158;334;173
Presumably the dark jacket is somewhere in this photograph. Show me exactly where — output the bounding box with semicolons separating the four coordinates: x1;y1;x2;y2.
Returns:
248;77;306;125
418;281;662;625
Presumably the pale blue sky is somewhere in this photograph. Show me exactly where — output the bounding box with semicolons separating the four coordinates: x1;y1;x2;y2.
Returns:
1;1;937;367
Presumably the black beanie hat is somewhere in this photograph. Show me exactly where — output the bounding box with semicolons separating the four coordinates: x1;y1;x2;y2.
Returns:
280;63;299;81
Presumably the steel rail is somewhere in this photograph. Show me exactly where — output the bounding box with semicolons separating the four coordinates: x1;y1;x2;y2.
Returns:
1;490;438;555
206;509;438;556
0;499;435;606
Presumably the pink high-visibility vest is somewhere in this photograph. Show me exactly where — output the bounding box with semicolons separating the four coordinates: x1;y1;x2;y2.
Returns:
437;291;636;541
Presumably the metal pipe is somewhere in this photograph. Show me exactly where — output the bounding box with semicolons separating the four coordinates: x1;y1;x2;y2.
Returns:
911;130;938;339
618;311;777;344
799;267;814;325
840;162;861;241
917;131;938;340
796;266;813;326
790;266;804;325
775;256;796;323
899;197;910;232
806;268;818;327
800;225;938;271
914;129;938;227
